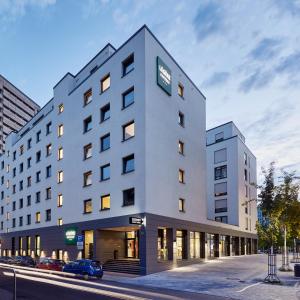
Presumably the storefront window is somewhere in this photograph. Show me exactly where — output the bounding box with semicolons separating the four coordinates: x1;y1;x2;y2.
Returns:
158;229;168;260
176;230;183;259
190;231;201;259
207;233;215;258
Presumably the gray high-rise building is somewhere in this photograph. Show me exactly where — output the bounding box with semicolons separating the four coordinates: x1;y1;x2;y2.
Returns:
0;75;40;152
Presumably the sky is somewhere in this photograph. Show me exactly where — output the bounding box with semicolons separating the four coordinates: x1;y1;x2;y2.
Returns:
0;0;299;180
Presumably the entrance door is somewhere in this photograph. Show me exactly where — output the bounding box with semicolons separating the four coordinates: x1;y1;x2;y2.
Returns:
84;230;94;259
125;231;138;258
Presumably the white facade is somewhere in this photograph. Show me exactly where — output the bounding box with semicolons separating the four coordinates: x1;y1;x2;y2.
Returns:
0;26;207;235
206;122;257;234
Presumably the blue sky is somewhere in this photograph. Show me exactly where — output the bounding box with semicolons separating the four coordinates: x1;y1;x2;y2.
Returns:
0;0;299;178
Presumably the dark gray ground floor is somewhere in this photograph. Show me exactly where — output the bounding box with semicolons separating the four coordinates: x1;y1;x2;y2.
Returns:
0;213;257;274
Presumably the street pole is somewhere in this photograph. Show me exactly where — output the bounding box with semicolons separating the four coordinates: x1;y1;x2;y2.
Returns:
13;268;16;300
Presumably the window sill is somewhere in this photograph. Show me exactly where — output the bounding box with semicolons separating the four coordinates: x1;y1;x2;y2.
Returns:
100;87;110;95
83;184;92;188
121;102;134;111
83;129;92;134
83;212;92;215
122;136;134;142
100;117;110;124
122;170;135;175
100;147;110;153
121;68;134;78
100;208;110;211
83;156;92;161
100;178;110;182
122;203;134;207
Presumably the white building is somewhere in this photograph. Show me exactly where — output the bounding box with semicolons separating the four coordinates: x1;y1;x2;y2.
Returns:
206;121;257;254
0;26;257;274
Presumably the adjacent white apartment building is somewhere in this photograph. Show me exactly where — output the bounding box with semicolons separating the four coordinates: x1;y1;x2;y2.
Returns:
206;122;257;254
0;25;257;275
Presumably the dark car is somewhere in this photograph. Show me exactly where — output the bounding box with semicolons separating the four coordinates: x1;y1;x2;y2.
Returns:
13;256;35;267
0;256;14;264
36;258;65;272
63;259;103;278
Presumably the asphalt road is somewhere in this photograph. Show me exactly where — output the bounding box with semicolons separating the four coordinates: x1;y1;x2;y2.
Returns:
0;266;228;300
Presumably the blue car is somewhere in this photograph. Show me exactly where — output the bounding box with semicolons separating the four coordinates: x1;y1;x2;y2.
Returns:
63;259;103;279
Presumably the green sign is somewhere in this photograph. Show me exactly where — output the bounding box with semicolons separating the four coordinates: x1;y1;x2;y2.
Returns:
65;227;77;245
157;56;172;95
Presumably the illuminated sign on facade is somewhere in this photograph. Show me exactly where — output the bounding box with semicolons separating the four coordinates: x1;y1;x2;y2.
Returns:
157;56;172;95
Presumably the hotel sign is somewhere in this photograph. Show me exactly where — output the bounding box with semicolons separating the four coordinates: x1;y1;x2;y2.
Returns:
129;217;143;225
65;227;77;245
157;56;172;95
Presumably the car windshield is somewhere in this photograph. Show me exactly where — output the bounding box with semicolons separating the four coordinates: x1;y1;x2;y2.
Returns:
91;261;100;267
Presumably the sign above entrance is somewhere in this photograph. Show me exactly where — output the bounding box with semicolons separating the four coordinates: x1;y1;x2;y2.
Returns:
157;56;172;96
129;217;143;225
65;227;77;245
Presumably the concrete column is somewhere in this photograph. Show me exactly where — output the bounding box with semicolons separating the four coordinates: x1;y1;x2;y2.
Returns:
200;232;206;259
139;225;147;275
214;234;220;258
166;228;173;261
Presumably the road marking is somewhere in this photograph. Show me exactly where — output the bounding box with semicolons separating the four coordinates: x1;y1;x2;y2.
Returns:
236;282;262;293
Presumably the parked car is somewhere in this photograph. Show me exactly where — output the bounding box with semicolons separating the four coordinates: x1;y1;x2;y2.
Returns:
0;256;14;264
13;256;35;267
63;259;103;278
36;258;65;272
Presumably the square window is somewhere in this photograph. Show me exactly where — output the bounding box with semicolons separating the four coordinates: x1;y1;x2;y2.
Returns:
179;169;185;183
58;147;63;160
214;182;227;197
83;116;92;133
122;87;134;108
58;124;64;137
214;148;227;164
123;121;135;141
214;165;227;180
100;134;110;152
122;54;134;76
83;143;92;160
178;111;184;127
178;83;184;97
215;199;227;213
215;216;228;223
83;171;92;186
123;154;134;173
100;103;110;122
179;198;185;212
215;132;224;143
101;74;110;93
84;89;92;106
100;164;110;181
178;141;184;155
57;194;63;207
123;188;134;206
84;199;92;214
101;194;110;210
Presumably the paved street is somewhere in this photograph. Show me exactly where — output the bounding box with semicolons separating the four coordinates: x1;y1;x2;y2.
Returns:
0;265;226;300
106;254;300;300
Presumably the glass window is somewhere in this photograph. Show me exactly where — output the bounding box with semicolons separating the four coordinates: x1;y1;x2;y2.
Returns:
46;144;52;156
101;194;110;210
19;216;23;227
100;134;110;152
46;122;52;135
27;157;32;168
46;187;51;200
46;165;52;178
27;138;32;149
57;171;63;183
100;164;110;181
214;165;227;180
123;154;134;173
244;152;248;165
101;74;110;93
57;194;63;207
83;116;92;133
83;171;92;186
36;131;41;143
215;216;228;223
58;147;63;160
27;214;31;225
178;111;184;127
214;182;227;197
27;195;31;206
83;143;92;160
20;145;24;155
19;198;23;209
36;191;41;203
178;83;184;97
35;212;41;223
244;169;248;181
215;132;224;142
36;151;41;162
58;104;64;114
214;148;227;164
179;198;185;212
178;141;184;155
84;89;92;106
84;199;92;214
58;218;63;226
100;103;110;122
215;199;227;213
36;171;41;182
122;54;134;76
122;87;134;108
179;169;185;183
123;121;135;141
45;209;51;222
58;124;64;137
123;188;134;206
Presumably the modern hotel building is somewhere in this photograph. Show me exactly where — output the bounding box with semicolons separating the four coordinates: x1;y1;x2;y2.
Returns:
0;25;257;274
0;75;40;153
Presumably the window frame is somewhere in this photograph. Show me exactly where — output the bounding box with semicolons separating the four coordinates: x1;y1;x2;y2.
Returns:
100;73;110;93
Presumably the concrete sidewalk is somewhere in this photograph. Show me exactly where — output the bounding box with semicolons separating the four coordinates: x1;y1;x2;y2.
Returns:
105;254;300;300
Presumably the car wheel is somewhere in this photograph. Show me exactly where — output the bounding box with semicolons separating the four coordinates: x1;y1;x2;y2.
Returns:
97;275;103;280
